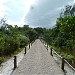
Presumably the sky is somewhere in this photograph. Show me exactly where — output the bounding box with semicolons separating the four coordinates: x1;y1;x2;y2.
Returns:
0;0;75;28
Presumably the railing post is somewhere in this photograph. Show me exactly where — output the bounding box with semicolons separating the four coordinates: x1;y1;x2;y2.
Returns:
47;44;48;50
61;58;65;71
51;48;53;56
29;43;30;49
24;47;26;54
14;56;17;69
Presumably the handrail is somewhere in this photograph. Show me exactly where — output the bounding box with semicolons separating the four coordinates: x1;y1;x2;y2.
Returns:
53;50;62;59
53;49;75;72
64;59;75;71
41;39;75;73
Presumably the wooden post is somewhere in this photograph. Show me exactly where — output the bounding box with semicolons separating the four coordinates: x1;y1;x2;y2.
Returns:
14;56;17;69
61;58;65;71
47;44;48;50
51;48;53;56
29;43;30;49
24;47;26;54
34;39;35;42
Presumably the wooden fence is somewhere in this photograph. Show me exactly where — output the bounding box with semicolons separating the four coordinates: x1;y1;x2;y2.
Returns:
40;39;75;75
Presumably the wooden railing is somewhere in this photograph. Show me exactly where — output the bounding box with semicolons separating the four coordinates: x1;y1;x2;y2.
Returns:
40;39;75;75
52;49;75;75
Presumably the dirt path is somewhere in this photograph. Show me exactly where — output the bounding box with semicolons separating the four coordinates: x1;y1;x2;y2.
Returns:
12;39;64;75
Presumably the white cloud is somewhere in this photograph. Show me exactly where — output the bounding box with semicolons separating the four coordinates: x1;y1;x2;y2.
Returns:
0;0;37;26
0;0;11;17
0;0;10;4
7;0;36;26
6;0;37;16
25;0;74;28
74;0;75;3
7;16;25;27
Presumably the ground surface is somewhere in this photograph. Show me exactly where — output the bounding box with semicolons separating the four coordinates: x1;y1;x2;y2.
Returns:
12;39;64;75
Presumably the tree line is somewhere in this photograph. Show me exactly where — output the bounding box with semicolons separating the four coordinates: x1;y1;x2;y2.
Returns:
0;19;38;64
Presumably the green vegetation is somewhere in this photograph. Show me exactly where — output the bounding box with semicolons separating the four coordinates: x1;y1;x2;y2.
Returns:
42;4;75;67
0;18;37;64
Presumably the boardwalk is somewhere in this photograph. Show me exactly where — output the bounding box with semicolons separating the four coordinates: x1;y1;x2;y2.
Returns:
12;39;64;75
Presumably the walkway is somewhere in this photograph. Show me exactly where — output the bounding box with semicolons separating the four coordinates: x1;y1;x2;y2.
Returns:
12;39;64;75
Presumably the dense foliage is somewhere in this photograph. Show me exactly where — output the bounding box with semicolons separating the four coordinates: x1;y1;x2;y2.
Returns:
0;21;38;58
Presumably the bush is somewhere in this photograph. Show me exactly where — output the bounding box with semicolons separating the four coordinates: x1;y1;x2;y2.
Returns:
19;35;29;47
65;54;74;63
0;57;5;65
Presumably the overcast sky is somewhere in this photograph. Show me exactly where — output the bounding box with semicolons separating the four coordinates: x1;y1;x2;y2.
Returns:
0;0;75;28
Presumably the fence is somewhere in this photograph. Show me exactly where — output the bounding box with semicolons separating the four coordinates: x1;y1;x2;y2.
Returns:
40;39;75;75
52;50;75;75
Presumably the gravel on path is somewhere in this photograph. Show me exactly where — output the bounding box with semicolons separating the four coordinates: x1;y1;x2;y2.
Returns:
12;39;64;75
